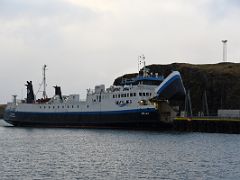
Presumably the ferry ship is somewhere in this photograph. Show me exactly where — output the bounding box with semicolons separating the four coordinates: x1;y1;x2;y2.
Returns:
4;58;186;128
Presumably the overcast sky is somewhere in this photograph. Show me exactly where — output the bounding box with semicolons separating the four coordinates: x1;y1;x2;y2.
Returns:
0;0;240;103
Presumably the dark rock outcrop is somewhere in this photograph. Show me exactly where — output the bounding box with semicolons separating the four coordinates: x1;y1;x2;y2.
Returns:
0;105;6;118
114;62;240;115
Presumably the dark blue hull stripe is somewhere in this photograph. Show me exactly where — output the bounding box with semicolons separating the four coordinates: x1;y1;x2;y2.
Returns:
3;108;172;129
15;108;157;116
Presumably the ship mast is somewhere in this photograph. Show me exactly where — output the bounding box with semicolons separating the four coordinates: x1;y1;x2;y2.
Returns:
42;64;47;99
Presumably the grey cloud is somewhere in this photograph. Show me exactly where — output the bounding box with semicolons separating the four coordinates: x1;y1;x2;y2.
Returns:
203;0;240;21
0;0;104;50
0;0;98;23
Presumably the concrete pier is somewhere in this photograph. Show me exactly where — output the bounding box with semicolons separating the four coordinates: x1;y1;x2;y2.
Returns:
173;117;240;134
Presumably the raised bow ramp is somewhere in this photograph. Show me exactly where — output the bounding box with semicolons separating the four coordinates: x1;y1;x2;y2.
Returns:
155;71;186;100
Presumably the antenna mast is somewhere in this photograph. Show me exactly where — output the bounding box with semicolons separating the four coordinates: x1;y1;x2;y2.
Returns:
42;64;47;99
138;54;146;76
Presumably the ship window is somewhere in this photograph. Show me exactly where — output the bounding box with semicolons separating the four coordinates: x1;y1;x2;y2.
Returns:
130;93;133;97
139;92;142;96
77;105;79;108
72;105;74;108
58;106;60;108
53;106;55;109
40;106;41;109
127;93;129;97
143;93;145;96
118;94;120;98
44;106;46;109
134;93;136;96
146;92;149;96
113;95;115;98
150;93;152;96
127;100;132;103
67;106;69;108
49;106;51;109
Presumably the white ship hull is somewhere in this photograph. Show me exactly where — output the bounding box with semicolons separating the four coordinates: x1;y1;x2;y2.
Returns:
4;66;185;129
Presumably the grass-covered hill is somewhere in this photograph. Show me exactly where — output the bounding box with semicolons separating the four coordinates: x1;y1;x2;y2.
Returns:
114;62;240;115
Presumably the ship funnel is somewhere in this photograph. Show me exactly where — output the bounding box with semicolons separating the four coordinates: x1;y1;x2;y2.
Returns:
54;86;62;100
25;81;35;103
154;71;186;100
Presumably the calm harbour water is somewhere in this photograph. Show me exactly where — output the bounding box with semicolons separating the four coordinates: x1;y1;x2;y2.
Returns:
1;119;240;180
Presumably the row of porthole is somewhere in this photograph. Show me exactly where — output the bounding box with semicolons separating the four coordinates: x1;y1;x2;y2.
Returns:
113;93;137;98
113;92;152;99
39;105;80;109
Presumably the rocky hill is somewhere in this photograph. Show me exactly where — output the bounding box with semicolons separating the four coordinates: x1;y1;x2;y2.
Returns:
114;62;240;115
0;105;6;118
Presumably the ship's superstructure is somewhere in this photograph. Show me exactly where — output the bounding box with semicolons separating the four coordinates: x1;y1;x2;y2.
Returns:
4;59;186;128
